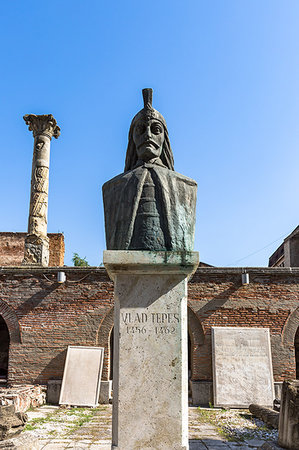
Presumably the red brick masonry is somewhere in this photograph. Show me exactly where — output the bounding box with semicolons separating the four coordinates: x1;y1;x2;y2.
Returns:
0;233;65;267
0;266;297;385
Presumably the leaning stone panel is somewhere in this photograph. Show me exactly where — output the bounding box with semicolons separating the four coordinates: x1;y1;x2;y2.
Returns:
59;346;104;407
212;327;274;408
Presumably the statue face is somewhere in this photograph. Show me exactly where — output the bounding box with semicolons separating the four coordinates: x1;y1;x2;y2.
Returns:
133;119;164;162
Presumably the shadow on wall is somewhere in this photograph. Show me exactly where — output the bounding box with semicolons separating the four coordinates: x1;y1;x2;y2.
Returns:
0;316;9;380
33;348;67;385
197;281;242;318
295;326;299;378
15;282;59;319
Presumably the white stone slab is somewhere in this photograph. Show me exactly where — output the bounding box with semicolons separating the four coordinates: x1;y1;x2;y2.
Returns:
59;346;104;407
212;327;274;408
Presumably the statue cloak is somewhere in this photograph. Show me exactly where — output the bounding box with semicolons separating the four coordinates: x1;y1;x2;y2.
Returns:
102;163;197;251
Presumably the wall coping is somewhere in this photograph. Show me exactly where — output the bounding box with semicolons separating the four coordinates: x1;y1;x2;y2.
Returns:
0;266;298;277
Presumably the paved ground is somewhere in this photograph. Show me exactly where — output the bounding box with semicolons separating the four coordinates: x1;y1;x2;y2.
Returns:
20;405;282;449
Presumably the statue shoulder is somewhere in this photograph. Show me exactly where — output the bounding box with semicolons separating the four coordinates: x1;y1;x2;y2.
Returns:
102;169;135;191
153;166;197;187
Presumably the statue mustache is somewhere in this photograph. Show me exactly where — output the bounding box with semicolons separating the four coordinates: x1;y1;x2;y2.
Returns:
137;140;159;150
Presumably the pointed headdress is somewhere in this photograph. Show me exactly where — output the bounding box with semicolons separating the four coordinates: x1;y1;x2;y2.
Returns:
124;88;174;172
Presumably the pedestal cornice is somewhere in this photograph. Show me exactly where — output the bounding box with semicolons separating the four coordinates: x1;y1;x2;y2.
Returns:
103;250;199;280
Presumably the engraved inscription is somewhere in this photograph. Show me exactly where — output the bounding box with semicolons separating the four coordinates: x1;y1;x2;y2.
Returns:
121;311;180;335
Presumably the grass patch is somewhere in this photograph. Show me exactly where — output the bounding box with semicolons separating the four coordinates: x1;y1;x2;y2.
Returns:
196;407;276;443
63;407;99;435
24;408;63;431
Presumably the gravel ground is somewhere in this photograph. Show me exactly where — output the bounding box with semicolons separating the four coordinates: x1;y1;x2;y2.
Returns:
192;407;279;443
18;404;282;449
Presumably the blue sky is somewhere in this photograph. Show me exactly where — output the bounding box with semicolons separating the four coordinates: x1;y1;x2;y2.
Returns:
0;1;299;267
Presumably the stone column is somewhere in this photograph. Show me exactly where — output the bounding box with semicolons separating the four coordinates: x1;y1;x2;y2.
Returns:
104;250;199;450
23;114;60;266
278;380;299;449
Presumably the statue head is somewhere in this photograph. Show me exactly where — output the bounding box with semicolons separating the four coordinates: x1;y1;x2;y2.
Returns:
124;89;174;172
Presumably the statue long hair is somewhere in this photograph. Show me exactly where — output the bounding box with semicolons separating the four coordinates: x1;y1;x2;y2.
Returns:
124;89;175;172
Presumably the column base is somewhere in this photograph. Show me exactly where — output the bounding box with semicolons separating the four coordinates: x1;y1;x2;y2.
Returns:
23;234;49;267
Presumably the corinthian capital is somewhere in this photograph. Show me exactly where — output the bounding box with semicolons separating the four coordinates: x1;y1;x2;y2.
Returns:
23;114;60;139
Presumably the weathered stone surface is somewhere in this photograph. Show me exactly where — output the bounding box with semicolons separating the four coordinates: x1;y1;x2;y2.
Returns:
190;381;213;406
23;114;60;267
0;432;39;449
104;251;199;450
102;88;197;252
104;250;199;278
23;234;49;267
47;379;61;405
0;385;46;413
249;404;279;428
59;346;104;407
212;327;275;408
99;380;112;404
0;232;64;267
278;380;299;449
261;442;284;450
0;405;27;441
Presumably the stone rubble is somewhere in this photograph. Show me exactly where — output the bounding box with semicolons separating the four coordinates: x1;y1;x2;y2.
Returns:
0;385;46;413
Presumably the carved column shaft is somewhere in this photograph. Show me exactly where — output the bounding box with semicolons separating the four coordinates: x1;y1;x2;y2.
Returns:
23;114;60;266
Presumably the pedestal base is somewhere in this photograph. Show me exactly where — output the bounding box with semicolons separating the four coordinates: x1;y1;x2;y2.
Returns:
23;234;49;266
104;251;198;450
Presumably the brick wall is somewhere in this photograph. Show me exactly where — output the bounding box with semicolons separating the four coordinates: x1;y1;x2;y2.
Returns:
48;234;65;266
0;233;65;266
188;268;299;382
0;266;298;386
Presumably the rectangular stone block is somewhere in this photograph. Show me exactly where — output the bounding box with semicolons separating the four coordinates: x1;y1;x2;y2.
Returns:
59;346;104;407
47;379;62;405
113;273;188;449
212;327;274;408
99;380;112;404
190;381;213;406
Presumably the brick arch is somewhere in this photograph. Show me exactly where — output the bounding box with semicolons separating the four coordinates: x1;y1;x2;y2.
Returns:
188;306;204;380
0;300;21;343
96;307;114;381
282;306;299;347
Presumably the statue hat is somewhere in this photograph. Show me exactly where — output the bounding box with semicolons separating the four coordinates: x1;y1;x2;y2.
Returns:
125;88;174;172
130;88;167;128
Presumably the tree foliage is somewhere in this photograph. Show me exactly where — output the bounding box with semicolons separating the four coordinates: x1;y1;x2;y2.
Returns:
72;252;89;267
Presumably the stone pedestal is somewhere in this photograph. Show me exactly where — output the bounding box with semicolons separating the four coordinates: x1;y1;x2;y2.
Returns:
278;380;299;449
104;251;199;450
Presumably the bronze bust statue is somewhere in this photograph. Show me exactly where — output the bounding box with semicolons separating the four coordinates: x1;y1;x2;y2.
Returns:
102;89;197;251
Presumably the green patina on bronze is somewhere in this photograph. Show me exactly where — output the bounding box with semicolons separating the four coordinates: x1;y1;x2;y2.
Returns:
102;89;197;251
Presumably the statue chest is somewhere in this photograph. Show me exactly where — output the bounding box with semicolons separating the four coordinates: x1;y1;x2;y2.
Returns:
129;170;166;250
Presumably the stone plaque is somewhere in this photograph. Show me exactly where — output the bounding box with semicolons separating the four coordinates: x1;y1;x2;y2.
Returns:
59;346;104;407
212;327;274;408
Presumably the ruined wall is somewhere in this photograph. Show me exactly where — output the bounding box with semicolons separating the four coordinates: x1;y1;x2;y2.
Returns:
0;233;65;267
0;266;298;385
